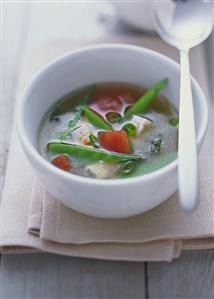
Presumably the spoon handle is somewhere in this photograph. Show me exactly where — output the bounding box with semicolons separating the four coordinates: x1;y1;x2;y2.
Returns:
178;50;198;211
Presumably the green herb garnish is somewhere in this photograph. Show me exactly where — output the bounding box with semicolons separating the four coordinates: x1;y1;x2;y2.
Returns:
56;130;72;141
56;85;95;140
49;89;83;122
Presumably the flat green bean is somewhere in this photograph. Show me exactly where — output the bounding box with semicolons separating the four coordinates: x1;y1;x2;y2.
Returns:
124;79;168;119
48;142;141;162
83;107;113;130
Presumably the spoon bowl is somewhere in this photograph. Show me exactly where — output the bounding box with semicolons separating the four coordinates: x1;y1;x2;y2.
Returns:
152;0;213;49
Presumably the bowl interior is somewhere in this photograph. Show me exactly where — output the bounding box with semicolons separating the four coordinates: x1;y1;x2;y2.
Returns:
20;44;206;153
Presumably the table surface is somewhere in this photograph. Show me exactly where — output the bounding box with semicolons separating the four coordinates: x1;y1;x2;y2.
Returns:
1;2;214;299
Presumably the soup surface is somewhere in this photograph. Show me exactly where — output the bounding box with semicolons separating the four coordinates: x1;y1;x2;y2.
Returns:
39;81;179;179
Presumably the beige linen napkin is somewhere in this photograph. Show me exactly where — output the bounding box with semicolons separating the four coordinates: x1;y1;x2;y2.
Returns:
1;36;214;261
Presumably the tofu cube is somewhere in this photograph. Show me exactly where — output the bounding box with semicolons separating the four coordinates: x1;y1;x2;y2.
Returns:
86;163;118;179
131;115;153;135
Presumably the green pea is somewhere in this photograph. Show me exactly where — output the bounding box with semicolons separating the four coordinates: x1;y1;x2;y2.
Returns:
122;123;137;137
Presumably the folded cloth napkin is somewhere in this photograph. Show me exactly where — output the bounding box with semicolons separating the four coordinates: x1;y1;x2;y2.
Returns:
1;36;214;261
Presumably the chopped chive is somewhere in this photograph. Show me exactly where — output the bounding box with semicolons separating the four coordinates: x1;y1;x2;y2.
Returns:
168;116;179;127
122;123;137;137
152;138;162;146
150;137;162;153
150;144;161;153
106;111;122;124
119;160;136;174
89;134;99;148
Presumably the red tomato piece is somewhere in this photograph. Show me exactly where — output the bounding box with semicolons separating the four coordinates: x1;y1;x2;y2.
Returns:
97;95;122;111
52;155;71;172
98;131;132;154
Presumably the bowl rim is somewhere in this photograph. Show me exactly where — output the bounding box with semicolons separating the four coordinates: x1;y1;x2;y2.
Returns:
17;43;208;186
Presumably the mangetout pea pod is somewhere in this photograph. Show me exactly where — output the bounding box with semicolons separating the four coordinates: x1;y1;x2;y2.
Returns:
124;78;168;119
47;142;141;162
83;107;113;131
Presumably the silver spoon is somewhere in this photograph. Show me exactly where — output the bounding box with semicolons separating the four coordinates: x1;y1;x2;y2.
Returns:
152;0;213;211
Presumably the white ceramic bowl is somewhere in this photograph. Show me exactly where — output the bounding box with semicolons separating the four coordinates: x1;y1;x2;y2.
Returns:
17;44;208;218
